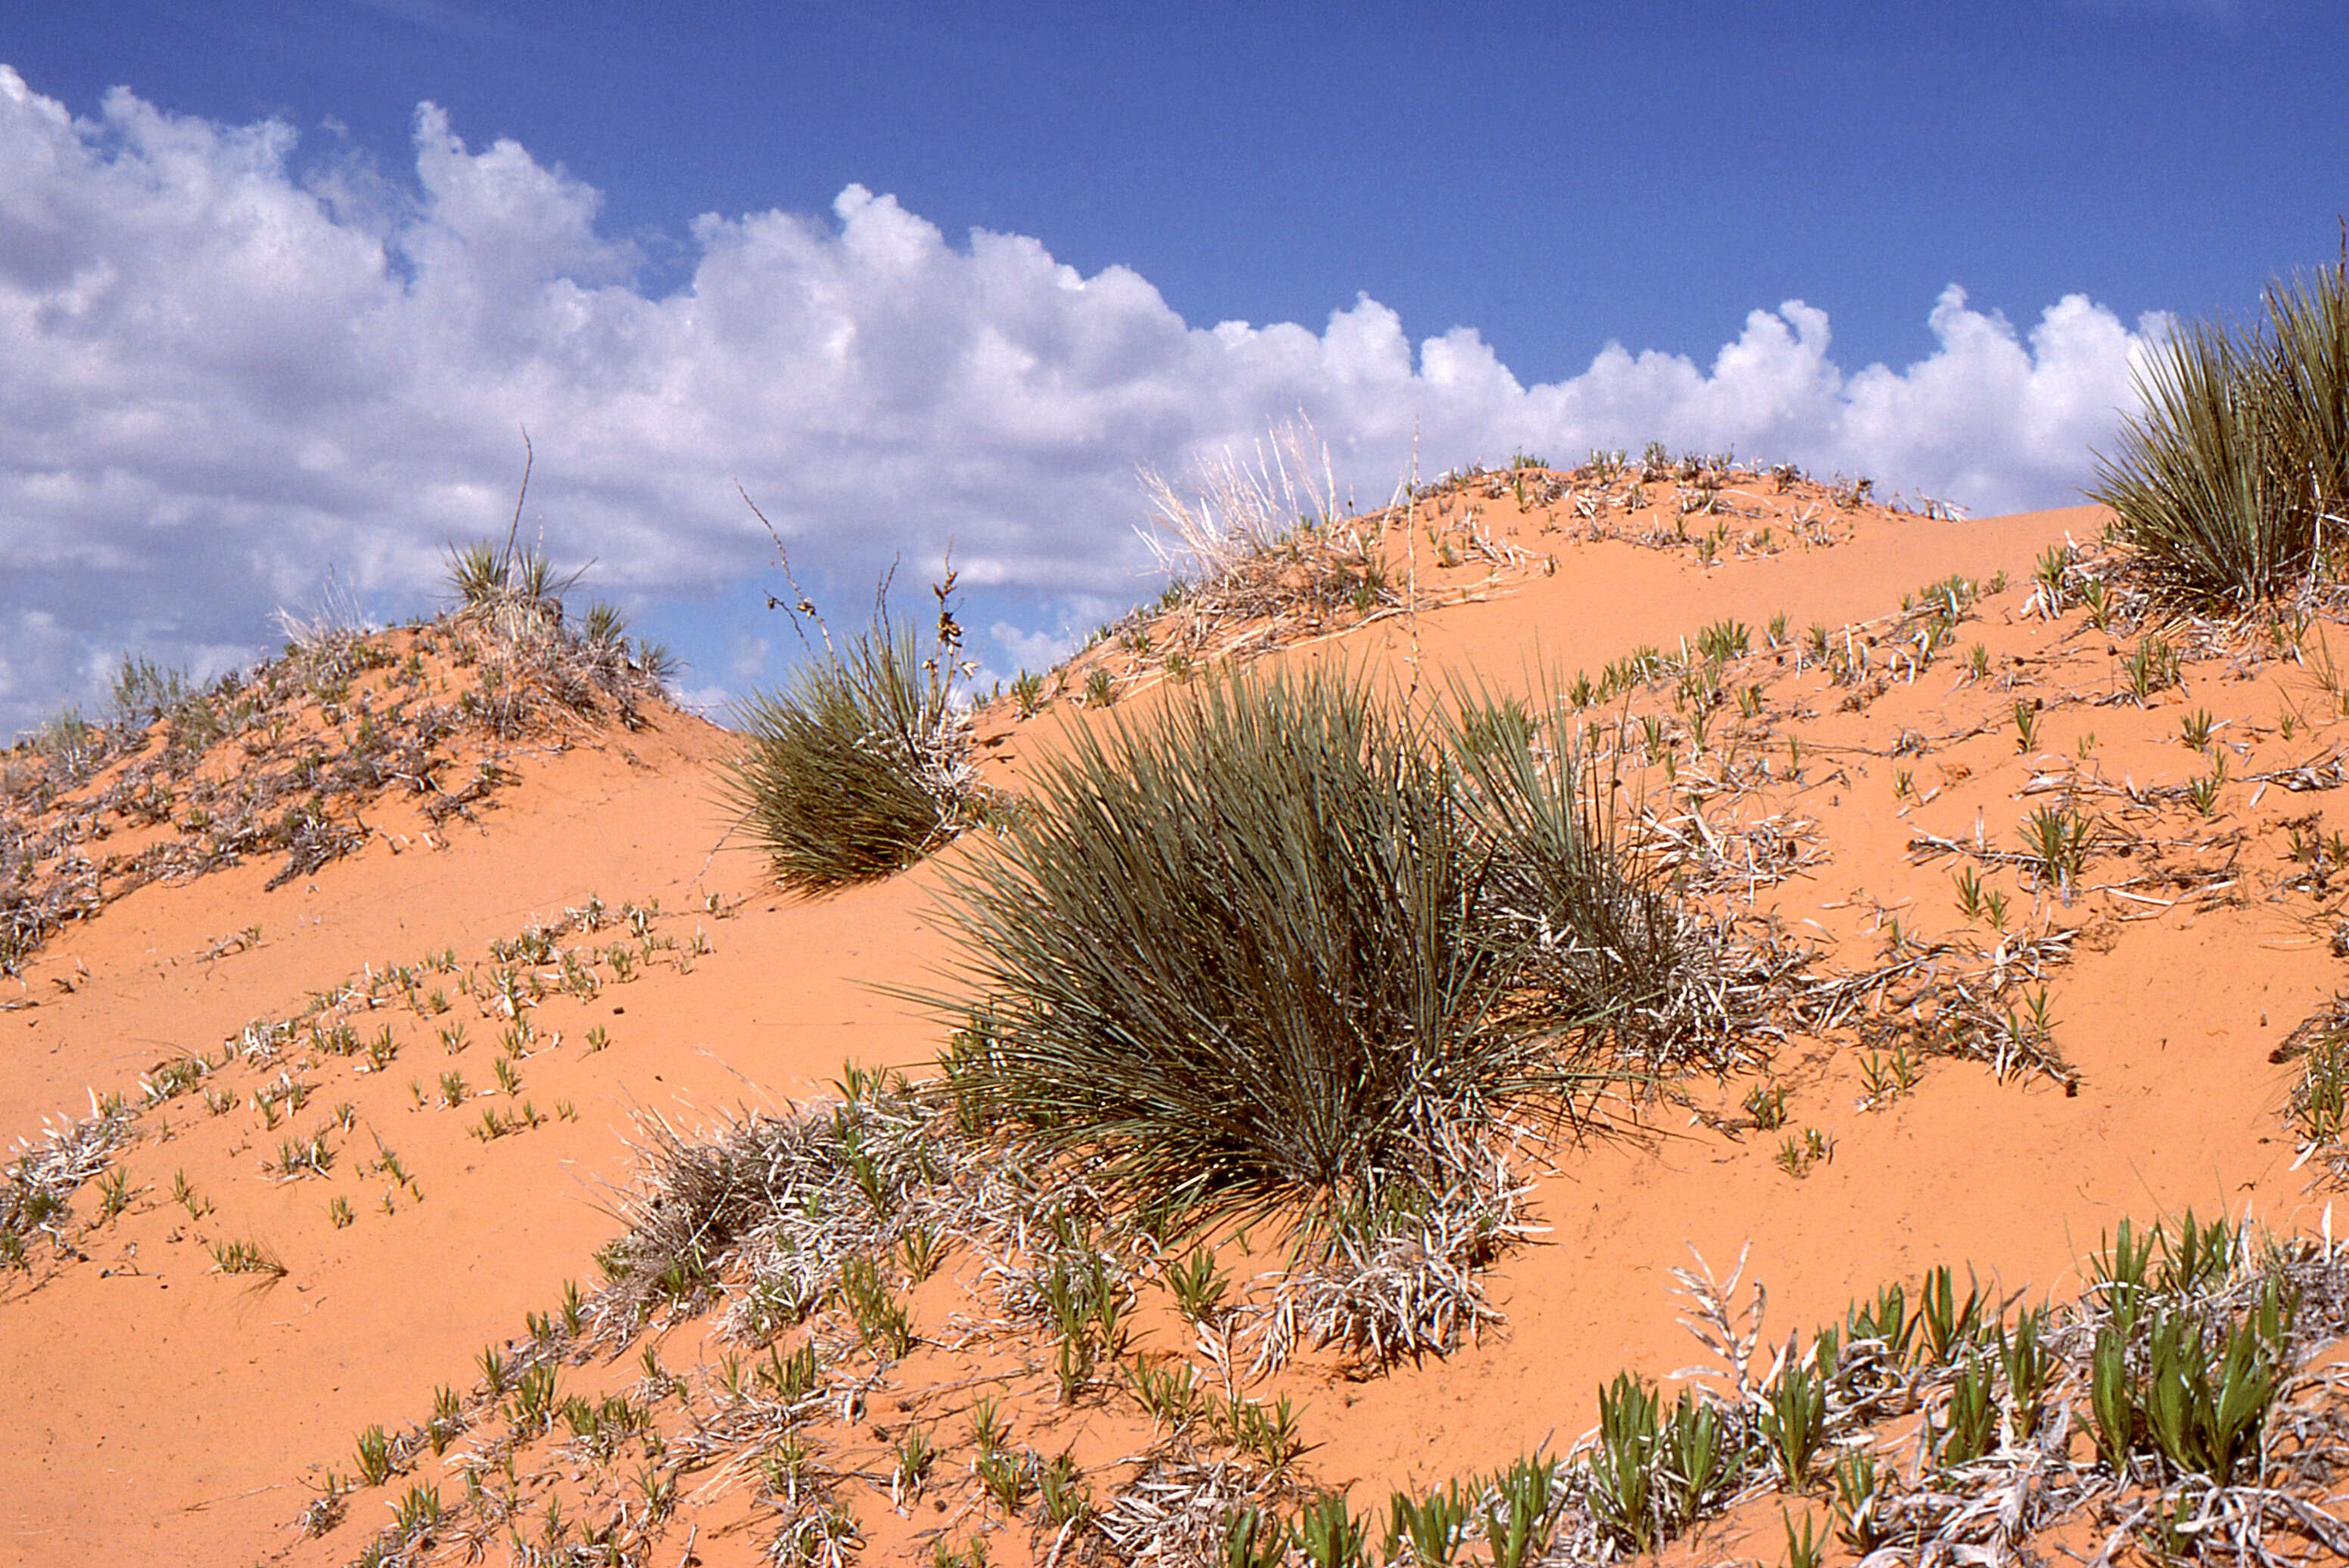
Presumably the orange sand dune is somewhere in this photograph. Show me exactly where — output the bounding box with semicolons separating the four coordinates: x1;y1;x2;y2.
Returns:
5;476;2344;1568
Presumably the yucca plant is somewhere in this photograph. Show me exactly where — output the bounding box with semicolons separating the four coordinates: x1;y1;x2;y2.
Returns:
929;666;1679;1234
2094;259;2349;605
1585;1374;1734;1553
721;612;977;894
2264;262;2349;551
444;536;580;640
2139;1283;2290;1485
1759;1343;1829;1486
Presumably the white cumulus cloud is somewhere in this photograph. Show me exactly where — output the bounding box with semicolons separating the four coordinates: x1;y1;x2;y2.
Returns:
0;64;2162;736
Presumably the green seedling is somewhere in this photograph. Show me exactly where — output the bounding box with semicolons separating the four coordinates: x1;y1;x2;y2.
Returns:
2123;635;2179;702
1286;1491;1368;1568
1860;1044;1921;1103
966;1394;1008;1454
1760;1349;1828;1486
2033;545;2069;608
209;1237;288;1277
1385;1483;1470;1565
2186;756;2227;816
1917;1265;1987;1364
1783;1507;1825;1568
839;1255;914;1358
1480;1455;1557;1568
892;1424;937;1495
354;1424;397;1487
1999;1307;2056;1433
391;1482;444;1542
2020;802;2092;891
1833;1448;1887;1554
1166;1243;1231;1322
2292;1031;2349;1147
1038;1451;1092;1528
1936;1352;1999;1467
93;1167;133;1221
1775;1128;1832;1178
1125;1354;1203;1430
975;1448;1030;1512
1952;865;1992;924
171;1169;207;1218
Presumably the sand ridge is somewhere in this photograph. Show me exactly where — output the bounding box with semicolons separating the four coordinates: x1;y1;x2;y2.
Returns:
5;465;2348;1566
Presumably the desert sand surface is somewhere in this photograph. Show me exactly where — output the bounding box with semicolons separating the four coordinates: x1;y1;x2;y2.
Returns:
6;460;2348;1568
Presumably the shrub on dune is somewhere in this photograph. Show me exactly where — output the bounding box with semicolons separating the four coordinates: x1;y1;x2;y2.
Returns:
720;614;977;894
2095;260;2349;605
929;664;1699;1234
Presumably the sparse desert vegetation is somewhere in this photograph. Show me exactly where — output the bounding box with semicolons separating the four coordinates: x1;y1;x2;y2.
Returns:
0;530;672;975
17;340;2349;1566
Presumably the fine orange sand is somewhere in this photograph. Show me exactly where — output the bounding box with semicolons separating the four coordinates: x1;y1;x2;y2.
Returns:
4;471;2342;1566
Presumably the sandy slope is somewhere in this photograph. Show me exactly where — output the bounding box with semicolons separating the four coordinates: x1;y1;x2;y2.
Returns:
5;474;2344;1567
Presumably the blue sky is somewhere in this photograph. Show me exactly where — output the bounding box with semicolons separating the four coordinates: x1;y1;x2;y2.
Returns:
0;0;2342;731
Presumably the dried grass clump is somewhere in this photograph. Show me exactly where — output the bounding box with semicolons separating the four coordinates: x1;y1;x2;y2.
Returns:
0;1096;137;1273
1243;1128;1532;1374
580;1079;963;1346
1139;421;1404;656
930;664;1710;1237
2095;258;2349;606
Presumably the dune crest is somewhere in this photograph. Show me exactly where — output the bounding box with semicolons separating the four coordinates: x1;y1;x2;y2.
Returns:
7;458;2349;1568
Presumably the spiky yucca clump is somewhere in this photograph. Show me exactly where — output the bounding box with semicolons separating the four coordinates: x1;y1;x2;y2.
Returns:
722;618;976;894
445;537;576;639
2095;260;2349;605
932;666;1691;1232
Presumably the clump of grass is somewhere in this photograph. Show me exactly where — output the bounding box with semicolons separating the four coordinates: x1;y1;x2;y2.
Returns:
1138;418;1398;637
2020;802;2094;894
208;1237;288;1278
2288;1021;2349;1159
1;1100;139;1268
720;604;978;895
928;664;1700;1234
436;464;676;714
2093;257;2349;605
1585;1374;1736;1553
